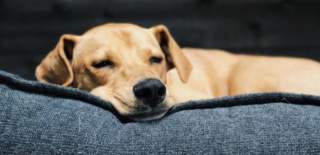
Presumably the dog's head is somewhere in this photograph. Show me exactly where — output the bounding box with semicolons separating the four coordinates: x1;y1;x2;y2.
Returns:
35;23;192;121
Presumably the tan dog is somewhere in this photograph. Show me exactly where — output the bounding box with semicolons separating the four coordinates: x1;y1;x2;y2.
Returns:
36;23;320;121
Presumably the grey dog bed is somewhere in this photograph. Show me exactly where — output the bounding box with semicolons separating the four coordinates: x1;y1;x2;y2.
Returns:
1;70;320;154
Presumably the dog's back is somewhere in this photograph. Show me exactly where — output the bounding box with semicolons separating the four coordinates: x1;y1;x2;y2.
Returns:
179;48;320;99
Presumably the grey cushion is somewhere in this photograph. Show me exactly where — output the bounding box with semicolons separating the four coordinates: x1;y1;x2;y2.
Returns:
1;70;320;154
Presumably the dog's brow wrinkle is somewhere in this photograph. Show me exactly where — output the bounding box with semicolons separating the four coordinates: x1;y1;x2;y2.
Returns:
114;30;134;49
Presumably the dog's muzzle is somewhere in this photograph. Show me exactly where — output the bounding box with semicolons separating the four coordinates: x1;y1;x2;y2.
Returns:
133;78;166;107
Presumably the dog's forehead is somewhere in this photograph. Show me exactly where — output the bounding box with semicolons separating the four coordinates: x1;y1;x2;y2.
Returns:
78;24;158;50
73;24;160;61
83;23;155;42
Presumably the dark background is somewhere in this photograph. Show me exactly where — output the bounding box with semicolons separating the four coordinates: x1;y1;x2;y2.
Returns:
1;0;320;80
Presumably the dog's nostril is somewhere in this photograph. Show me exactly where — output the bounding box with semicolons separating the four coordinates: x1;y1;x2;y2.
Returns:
133;86;151;98
158;85;166;97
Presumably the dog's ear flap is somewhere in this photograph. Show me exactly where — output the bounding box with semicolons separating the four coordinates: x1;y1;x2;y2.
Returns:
35;34;80;86
150;25;192;83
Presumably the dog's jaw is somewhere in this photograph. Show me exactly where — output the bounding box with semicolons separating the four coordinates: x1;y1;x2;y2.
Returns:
127;108;169;121
91;84;172;121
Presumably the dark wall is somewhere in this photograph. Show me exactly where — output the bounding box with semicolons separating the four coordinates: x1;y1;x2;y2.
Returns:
1;0;320;79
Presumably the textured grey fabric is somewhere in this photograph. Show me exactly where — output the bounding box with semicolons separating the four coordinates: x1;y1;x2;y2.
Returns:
1;70;320;154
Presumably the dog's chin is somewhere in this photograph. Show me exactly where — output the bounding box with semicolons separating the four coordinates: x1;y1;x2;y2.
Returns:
112;98;170;121
129;110;168;122
124;107;169;122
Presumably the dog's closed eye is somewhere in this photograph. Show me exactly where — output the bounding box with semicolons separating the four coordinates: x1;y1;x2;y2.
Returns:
149;56;163;64
92;60;114;68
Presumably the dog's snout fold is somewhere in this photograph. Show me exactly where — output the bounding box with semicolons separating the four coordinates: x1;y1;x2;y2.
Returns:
133;78;166;107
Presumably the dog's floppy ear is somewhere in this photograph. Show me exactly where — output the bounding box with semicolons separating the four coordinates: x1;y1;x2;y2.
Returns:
35;34;80;86
150;25;193;83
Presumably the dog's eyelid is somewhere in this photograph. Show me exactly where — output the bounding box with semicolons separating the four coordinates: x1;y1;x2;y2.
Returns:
149;56;163;64
92;60;115;68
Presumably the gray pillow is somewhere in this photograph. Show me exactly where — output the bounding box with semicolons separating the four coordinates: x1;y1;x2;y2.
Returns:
1;70;320;154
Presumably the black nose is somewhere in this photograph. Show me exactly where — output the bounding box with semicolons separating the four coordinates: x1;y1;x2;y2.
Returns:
133;78;166;107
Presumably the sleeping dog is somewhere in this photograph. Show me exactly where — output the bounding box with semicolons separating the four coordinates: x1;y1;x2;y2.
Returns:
36;23;320;121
